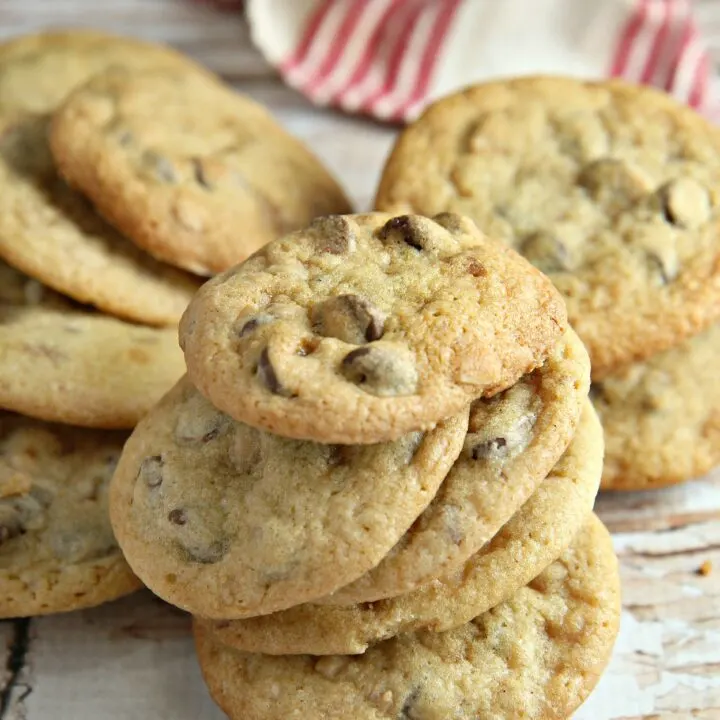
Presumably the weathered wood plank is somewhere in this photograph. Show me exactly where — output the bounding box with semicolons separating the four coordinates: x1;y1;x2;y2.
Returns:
0;0;273;80
24;594;221;720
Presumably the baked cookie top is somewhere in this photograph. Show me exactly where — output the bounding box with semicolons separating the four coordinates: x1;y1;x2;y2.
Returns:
0;113;200;326
180;212;567;444
0;29;210;114
317;327;590;605
51;68;352;275
0;412;141;617
594;322;720;491
109;377;469;619
195;513;619;720
376;76;720;378
0;261;185;429
199;400;602;656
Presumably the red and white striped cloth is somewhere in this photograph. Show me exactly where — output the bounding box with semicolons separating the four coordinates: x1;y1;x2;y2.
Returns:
207;0;720;122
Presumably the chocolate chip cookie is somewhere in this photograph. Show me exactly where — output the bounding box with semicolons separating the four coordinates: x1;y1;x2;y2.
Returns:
594;322;720;491
51;68;352;275
0;260;185;429
199;400;602;655
314;327;589;605
375;76;720;378
180;212;568;444
0;112;200;326
109;377;469;619
0;412;141;617
195;513;620;720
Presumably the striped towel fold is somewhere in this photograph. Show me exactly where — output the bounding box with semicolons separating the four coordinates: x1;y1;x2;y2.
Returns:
204;0;720;123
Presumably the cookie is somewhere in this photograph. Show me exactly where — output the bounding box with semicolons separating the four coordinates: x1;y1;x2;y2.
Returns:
316;327;589;606
50;68;352;275
0;260;185;429
375;76;720;378
0;412;141;617
594;322;720;491
180;212;568;444
0;30;211;114
195;513;620;720
199;399;602;655
0;113;200;327
109;376;469;619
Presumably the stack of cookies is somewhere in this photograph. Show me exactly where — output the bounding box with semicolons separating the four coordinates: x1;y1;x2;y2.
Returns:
110;212;621;719
375;76;720;492
0;30;349;618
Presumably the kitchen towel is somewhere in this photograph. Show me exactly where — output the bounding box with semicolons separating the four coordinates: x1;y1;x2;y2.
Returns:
204;0;720;122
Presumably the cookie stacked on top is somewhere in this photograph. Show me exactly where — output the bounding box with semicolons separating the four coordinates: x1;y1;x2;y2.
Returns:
0;31;350;618
110;212;621;719
375;76;720;492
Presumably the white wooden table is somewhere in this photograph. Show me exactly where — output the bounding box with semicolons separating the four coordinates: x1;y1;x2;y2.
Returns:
1;2;719;718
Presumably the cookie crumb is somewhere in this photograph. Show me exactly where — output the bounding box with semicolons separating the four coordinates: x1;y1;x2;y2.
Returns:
697;560;712;577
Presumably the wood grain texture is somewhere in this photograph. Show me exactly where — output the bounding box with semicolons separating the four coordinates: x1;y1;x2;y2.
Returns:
0;0;719;718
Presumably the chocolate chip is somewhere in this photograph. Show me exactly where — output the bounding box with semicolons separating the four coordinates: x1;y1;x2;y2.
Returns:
398;687;421;719
657;178;711;229
432;212;477;236
175;412;228;445
138;455;164;489
143;150;177;184
0;516;23;546
309;215;356;254
184;539;228;564
0;493;46;545
168;509;188;526
237;313;274;338
577;158;650;209
311;294;386;344
341;344;418;396
379;215;427;250
327;444;355;467
192;158;212;190
646;250;678;285
521;232;571;274
117;129;133;147
471;437;508;460
257;348;293;396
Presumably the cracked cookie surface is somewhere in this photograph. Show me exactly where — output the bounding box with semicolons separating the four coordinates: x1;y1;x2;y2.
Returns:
109;377;469;619
200;400;602;655
594;322;720;490
195;513;620;720
0;261;185;428
0;412;140;617
0;32;203;326
376;76;720;378
50;68;352;275
179;212;567;444
316;328;590;605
